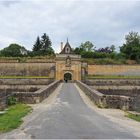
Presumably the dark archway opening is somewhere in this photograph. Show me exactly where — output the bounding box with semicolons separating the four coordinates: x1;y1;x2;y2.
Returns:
64;73;72;82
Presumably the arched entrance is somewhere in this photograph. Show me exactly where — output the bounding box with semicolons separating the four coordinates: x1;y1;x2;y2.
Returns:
64;72;72;82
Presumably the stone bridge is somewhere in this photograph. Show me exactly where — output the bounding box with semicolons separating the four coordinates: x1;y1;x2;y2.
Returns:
1;82;140;139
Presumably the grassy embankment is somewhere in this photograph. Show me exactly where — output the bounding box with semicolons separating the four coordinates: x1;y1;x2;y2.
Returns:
0;104;32;133
126;113;140;122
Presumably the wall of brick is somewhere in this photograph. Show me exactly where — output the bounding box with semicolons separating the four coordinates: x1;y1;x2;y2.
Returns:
88;65;140;76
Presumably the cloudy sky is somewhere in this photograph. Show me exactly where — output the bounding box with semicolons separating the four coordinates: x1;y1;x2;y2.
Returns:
0;0;140;53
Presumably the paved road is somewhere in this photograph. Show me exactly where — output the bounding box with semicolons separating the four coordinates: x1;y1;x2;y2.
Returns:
1;83;139;139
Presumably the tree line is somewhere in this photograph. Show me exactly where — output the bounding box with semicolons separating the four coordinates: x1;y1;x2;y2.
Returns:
0;31;140;64
0;33;54;57
74;31;140;63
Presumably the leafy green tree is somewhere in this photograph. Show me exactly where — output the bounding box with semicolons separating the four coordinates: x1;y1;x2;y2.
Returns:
74;47;84;54
0;44;27;57
32;36;41;51
120;31;140;60
110;45;116;52
74;41;94;56
80;41;94;52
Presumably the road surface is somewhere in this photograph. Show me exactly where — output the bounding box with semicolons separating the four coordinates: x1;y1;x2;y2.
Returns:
0;83;139;139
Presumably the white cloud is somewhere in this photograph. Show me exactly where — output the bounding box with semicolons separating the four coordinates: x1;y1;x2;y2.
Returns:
0;0;140;53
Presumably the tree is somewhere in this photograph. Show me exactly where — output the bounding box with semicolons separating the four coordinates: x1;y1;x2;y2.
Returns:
31;33;55;56
41;33;52;50
110;45;116;52
32;36;42;51
80;41;94;52
74;47;84;54
120;31;140;60
0;44;27;57
95;46;115;54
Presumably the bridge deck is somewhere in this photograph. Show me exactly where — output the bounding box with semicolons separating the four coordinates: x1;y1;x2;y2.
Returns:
0;83;139;139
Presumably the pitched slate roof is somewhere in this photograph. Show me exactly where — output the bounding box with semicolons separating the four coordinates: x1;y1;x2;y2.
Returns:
60;41;74;54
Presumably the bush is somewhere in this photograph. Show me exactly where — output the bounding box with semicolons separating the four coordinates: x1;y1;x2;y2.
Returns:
6;96;17;106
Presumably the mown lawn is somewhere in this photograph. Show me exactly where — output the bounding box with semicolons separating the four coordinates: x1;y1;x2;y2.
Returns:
126;113;140;122
0;104;32;133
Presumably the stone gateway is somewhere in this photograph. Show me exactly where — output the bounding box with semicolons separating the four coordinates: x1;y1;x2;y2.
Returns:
56;41;81;81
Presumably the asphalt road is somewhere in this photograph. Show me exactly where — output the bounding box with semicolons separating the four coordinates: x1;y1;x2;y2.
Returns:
1;83;139;139
24;83;138;139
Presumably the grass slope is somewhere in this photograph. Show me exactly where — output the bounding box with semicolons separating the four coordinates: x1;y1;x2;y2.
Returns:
126;113;140;122
0;104;31;133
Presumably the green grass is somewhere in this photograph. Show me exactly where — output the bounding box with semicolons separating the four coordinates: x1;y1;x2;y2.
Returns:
86;75;140;79
126;113;140;122
0;76;50;79
0;104;32;133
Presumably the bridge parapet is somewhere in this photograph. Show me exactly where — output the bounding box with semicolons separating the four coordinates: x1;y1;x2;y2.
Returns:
76;80;134;111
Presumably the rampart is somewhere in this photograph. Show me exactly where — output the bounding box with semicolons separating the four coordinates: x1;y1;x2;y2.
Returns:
88;65;140;76
0;63;55;77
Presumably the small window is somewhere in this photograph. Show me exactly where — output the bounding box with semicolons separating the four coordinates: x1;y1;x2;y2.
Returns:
65;47;70;53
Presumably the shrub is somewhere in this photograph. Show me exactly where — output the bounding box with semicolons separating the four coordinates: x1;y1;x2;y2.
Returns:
6;96;17;106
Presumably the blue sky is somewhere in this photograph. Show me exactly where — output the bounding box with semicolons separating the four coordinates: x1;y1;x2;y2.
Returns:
0;0;140;53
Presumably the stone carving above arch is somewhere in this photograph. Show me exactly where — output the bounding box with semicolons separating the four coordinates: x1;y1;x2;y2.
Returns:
65;56;71;67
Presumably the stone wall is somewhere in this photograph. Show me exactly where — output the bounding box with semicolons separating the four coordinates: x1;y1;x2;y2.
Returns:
76;81;134;111
84;79;140;112
83;79;140;86
0;79;55;110
88;65;140;76
14;80;60;104
0;78;54;85
0;63;55;77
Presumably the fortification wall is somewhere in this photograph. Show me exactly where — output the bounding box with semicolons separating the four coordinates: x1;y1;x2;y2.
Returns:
0;63;55;77
83;79;140;86
88;65;140;76
0;78;54;85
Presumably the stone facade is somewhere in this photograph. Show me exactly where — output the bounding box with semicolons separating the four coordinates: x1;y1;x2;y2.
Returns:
56;54;81;81
56;41;81;81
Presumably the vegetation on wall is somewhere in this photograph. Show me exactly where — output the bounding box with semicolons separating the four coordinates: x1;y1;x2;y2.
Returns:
31;33;54;56
0;44;28;57
0;31;140;64
74;31;140;64
120;31;140;61
0;33;55;57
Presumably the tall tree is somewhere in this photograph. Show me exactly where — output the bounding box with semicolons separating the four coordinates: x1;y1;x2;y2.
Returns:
110;45;116;52
41;33;52;50
120;31;140;60
32;36;41;51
